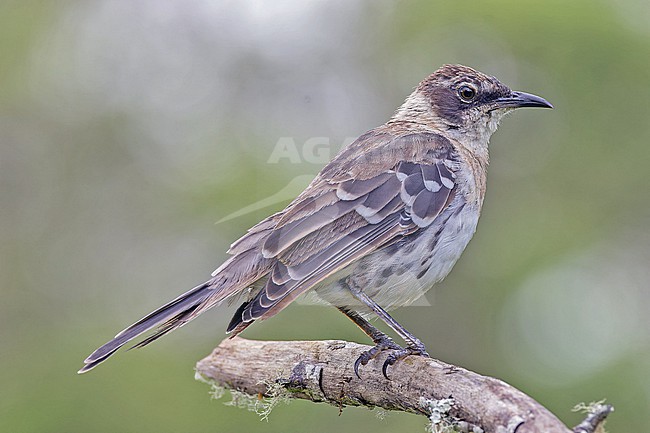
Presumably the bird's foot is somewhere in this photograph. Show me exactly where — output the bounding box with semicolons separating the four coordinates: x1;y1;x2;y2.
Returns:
354;336;402;378
381;342;430;379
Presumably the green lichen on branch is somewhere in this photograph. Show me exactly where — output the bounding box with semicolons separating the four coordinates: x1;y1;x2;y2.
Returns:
194;369;291;421
572;399;613;433
419;397;484;433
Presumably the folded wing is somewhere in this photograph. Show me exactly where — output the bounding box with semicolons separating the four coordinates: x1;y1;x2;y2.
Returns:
227;135;458;334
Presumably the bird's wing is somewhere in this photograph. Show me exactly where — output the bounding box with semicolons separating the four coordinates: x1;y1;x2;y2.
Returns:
227;132;460;333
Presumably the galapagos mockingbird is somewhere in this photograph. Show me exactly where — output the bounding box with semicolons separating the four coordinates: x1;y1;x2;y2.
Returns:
79;64;552;377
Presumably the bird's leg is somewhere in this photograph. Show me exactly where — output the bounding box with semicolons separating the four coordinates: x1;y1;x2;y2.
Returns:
336;307;402;378
345;279;430;379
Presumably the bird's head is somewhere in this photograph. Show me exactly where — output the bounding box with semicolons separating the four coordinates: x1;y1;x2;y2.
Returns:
392;64;552;154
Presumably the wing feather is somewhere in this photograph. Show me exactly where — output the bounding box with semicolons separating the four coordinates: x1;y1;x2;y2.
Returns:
262;196;368;258
227;133;459;333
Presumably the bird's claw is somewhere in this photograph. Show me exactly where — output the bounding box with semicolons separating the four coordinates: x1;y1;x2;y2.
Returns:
381;345;430;379
353;336;402;378
353;337;430;379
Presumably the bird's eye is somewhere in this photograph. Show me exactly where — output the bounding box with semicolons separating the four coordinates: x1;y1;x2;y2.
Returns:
458;85;477;102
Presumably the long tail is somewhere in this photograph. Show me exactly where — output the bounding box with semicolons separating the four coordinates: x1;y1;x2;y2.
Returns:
78;219;277;374
78;282;214;373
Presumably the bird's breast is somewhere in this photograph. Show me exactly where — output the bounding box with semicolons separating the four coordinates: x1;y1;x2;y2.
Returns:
362;197;481;309
309;194;481;313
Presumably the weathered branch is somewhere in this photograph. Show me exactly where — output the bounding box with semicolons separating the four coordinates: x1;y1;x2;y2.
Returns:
195;338;612;433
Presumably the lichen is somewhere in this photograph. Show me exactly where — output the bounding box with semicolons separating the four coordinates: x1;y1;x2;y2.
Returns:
420;397;456;433
222;383;290;421
195;370;292;421
194;370;226;400
572;399;612;433
374;407;389;420
252;378;292;421
572;399;608;415
419;397;483;433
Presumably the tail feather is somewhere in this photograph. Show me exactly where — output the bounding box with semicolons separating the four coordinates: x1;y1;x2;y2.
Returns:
128;303;201;350
79;240;275;374
78;282;213;374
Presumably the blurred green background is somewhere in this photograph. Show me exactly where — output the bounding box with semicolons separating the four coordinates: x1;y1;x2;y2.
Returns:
1;1;649;432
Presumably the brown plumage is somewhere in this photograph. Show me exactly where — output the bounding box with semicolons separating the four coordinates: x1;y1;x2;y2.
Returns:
79;65;551;374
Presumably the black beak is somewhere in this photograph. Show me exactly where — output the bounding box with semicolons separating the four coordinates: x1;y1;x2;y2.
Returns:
495;91;553;109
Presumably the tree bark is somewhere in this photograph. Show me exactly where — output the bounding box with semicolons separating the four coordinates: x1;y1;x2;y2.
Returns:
195;337;612;433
